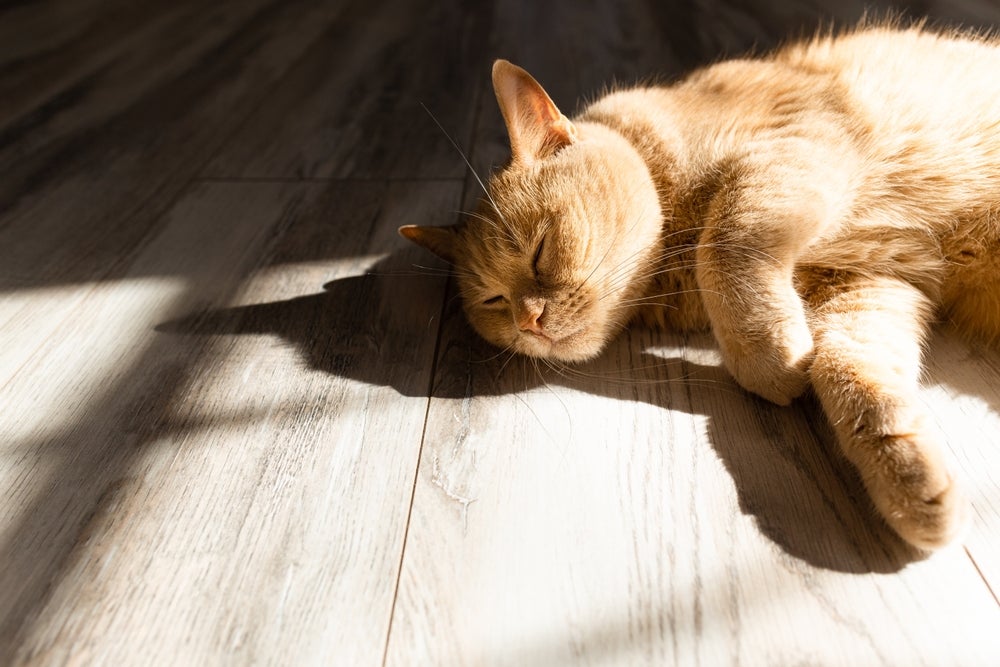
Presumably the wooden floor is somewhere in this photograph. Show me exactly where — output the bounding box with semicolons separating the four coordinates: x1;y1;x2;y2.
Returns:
3;0;1000;664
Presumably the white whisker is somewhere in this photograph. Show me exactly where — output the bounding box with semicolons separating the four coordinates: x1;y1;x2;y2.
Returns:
421;102;511;231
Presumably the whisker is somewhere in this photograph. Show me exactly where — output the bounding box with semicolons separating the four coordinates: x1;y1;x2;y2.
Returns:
421;104;492;202
531;358;573;438
474;342;519;364
535;354;742;396
496;347;520;377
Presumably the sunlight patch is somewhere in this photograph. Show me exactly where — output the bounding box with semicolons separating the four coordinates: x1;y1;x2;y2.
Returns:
0;276;189;449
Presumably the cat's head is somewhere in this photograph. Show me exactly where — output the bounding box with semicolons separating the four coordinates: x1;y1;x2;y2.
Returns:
401;61;662;362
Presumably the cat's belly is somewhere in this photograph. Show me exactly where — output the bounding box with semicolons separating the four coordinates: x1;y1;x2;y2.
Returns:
939;218;1000;340
795;215;1000;341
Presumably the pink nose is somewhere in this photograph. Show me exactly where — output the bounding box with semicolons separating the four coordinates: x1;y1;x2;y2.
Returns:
517;311;544;334
515;298;547;335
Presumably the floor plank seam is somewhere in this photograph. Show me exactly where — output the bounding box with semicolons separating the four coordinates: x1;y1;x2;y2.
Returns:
195;176;466;184
965;545;1000;607
380;55;491;663
378;264;458;667
378;313;441;667
90;3;353;294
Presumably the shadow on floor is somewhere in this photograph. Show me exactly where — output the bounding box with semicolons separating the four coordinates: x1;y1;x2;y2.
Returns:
157;250;941;575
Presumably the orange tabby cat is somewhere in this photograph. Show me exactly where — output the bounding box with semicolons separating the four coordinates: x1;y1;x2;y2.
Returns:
401;25;1000;550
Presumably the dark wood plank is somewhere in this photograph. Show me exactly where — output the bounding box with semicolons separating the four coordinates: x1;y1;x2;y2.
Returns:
202;0;495;180
0;0;342;288
0;0;124;68
0;0;189;130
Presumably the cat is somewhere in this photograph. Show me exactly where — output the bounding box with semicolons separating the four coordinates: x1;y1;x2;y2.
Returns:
399;23;1000;551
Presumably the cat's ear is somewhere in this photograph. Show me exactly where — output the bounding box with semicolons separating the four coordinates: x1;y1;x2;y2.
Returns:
398;224;459;264
492;59;578;164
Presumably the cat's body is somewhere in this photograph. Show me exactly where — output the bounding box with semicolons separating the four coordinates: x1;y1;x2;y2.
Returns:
594;27;1000;340
402;25;1000;550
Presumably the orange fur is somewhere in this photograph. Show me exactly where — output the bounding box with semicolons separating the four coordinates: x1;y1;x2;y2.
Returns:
401;25;1000;550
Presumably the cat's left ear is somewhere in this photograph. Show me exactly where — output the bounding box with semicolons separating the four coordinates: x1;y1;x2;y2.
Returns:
492;60;578;164
398;224;459;264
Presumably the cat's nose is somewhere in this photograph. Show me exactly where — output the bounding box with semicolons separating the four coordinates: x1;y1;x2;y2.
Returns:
515;297;547;336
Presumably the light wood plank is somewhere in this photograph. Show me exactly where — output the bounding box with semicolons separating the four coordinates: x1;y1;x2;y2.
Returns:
0;180;290;657
387;316;1000;666
922;334;1000;596
0;0;348;399
1;179;458;664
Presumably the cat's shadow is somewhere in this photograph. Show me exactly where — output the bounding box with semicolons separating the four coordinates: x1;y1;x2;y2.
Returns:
157;252;989;574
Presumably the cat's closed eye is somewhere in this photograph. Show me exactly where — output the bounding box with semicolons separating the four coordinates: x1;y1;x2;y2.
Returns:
532;238;545;276
483;295;506;306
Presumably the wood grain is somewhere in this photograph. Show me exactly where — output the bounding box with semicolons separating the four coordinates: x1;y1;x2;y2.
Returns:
2;0;999;665
201;0;495;180
2;179;457;664
387;0;1000;664
922;334;1000;598
0;0;340;286
0;1;196;130
387;320;1000;666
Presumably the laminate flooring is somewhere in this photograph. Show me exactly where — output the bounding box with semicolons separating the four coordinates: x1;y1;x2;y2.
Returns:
2;1;1000;665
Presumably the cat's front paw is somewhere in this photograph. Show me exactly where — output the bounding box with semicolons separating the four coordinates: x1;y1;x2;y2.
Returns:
724;344;812;406
718;320;815;406
865;434;969;550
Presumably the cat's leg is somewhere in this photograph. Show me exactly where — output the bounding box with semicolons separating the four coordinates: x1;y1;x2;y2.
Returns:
696;176;830;405
696;254;814;405
809;274;967;549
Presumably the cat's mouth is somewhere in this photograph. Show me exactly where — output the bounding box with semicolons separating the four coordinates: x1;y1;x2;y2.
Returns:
517;325;596;361
522;328;553;343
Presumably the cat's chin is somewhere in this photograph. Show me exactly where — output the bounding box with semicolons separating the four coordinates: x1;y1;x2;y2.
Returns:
513;329;606;363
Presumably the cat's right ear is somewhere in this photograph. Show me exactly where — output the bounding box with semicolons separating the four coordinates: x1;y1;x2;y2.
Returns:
398;224;459;264
492;60;577;165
